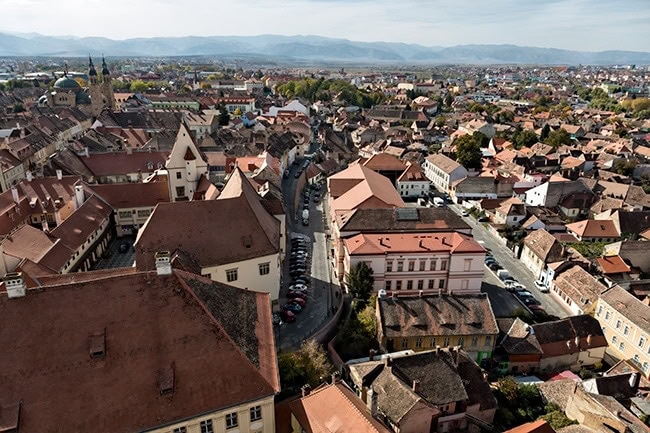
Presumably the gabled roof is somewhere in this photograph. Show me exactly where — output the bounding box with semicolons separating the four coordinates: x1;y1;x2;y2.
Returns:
0;269;276;432
596;255;631;275
424;153;464;174
362;152;407;172
522;229;563;262
85;180;170;209
331;167;405;213
553;266;608;311
503;420;556;433
566;219;619;238
344;232;484;256
336;207;470;233
599;285;650;335
289;381;391;433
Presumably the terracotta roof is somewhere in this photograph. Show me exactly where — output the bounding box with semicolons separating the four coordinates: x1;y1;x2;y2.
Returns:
566;219;619;239
378;294;498;338
344;232;484;256
503;420;557;433
50;195;112;252
532;315;608;357
336;207;470;233
289;381;391;433
331;169;404;214
553;266;608;311
85;180;170;209
362;152;407;172
523;229;563;262
82;151;168;177
397;161;426;182
424;153;463;174
0;269;276;432
597;255;631;274
600;285;650;335
500;318;543;355
135;168;279;270
1;225;58;263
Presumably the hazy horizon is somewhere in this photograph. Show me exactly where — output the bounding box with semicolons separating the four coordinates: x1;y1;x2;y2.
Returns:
2;0;649;52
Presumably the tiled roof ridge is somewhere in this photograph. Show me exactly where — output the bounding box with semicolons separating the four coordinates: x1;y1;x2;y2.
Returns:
332;382;382;433
172;270;276;394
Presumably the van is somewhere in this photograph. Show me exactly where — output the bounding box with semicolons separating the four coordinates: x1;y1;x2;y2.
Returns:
496;269;510;281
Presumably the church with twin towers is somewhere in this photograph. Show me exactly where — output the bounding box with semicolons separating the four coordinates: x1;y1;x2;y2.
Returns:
87;56;115;116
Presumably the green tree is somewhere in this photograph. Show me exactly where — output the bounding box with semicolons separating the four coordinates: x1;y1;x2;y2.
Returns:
513;129;538;149
278;339;332;391
129;79;149;93
540;124;551;141
357;296;377;337
346;262;374;306
454;133;484;170
539;404;577;430
218;103;230;126
12;102;26;113
545;128;572;147
614;159;637;176
444;93;453;107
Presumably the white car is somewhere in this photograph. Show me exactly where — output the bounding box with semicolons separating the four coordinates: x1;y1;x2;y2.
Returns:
534;280;549;293
461;210;469;217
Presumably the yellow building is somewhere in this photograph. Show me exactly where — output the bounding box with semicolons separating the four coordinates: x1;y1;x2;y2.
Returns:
595;285;650;377
376;293;498;364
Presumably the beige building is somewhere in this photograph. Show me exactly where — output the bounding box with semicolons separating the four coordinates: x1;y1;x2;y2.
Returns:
135;168;281;300
0;267;279;433
423;154;468;193
595;285;650;377
343;231;486;296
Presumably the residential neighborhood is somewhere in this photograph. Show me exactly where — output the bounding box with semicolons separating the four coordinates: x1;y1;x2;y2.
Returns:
1;40;650;433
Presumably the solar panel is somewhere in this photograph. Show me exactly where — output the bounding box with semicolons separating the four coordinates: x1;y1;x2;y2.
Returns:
395;207;419;221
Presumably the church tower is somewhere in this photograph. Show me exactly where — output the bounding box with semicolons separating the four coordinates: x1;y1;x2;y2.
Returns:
88;56;103;117
100;56;115;110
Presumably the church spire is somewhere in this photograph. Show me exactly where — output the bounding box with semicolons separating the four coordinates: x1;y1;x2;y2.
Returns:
101;55;110;76
88;55;97;77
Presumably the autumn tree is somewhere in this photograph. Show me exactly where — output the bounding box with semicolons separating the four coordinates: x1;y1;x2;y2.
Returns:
346;262;374;306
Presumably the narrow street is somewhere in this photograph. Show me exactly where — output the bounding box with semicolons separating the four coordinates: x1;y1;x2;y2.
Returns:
448;203;569;319
276;142;338;351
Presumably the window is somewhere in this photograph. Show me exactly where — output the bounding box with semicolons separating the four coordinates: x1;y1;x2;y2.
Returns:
250;405;262;422
408;261;415;272
596;305;603;316
633;354;640;365
471;336;479;347
396;281;402;290
428;280;434;289
643;362;649;373
176;171;182;179
464;259;472;271
175;186;185;197
616;320;622;329
118;211;132;219
619;342;626;351
605;311;611;320
485;335;492;346
397;261;404;272
458;337;464;347
407;280;413;290
461;280;469;290
259;262;270;275
440;260;448;271
386;261;393;272
200;420;213;433
624;326;630;336
401;338;409;349
430;260;437;271
419;260;426;271
226;268;238;282
438;279;446;289
137;209;151;218
417;280;424;290
416;337;423;348
443;337;450;346
612;336;618;344
173;428;187;433
225;412;238;429
385;280;391;290
430;337;436;347
639;337;646;348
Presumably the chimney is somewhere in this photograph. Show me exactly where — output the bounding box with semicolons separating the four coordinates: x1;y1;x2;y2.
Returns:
301;384;311;397
84;147;90;158
369;349;376;361
26;171;33;182
155;251;172;276
441;236;447;246
4;272;26;299
11;187;19;205
629;372;640;389
370;391;378;417
74;184;85;208
435;345;441;355
384;356;392;367
419;290;423;297
586;334;592;346
450;345;460;366
56;169;63;180
412;380;420;393
331;372;340;384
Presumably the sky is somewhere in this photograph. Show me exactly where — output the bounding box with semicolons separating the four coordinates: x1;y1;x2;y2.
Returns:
2;0;649;52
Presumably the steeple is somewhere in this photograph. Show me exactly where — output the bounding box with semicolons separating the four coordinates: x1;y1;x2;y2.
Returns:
101;55;110;76
88;55;97;77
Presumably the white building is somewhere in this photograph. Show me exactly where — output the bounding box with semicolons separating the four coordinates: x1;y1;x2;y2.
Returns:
423;154;468;194
165;123;209;202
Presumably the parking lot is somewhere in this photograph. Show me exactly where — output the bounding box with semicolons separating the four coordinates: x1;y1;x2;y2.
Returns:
92;237;136;270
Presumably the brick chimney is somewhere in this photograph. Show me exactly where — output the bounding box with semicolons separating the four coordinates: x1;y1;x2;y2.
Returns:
412;380;420;393
301;384;311;397
155;251;172;276
4;272;26;299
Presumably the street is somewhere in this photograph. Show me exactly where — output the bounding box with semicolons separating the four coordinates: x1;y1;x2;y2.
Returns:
277;148;338;350
447;203;569;319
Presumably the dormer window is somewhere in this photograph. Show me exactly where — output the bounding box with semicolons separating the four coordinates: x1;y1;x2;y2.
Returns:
159;364;175;396
89;330;106;359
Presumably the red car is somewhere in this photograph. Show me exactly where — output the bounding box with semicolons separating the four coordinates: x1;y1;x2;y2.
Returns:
289;297;307;307
280;310;296;323
287;291;307;299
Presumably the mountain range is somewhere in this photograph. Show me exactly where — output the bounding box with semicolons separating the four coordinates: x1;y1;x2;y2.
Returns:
1;33;649;65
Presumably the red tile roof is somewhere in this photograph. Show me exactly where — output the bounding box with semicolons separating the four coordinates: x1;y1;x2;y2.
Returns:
0;269;277;432
82;151;168;177
503;420;556;433
597;255;631;274
344;232;485;255
86;180;170;209
566;219;620;239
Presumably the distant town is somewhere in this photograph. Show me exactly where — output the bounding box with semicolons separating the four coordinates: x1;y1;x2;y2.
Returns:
0;55;649;433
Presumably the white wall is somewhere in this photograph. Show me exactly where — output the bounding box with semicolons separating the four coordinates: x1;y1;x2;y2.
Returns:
203;253;281;301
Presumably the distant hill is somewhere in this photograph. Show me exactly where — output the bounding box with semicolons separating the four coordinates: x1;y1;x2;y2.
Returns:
1;33;649;65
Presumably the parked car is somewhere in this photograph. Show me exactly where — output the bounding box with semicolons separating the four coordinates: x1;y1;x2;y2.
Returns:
290;270;305;277
478;216;490;222
461;210;469;217
272;313;282;325
280;310;296;323
119;242;130;253
293;277;311;286
287;291;307;300
282;303;302;313
522;297;541;306
289;297;307;307
485;257;496;265
528;304;546;313
289;284;308;292
516;290;535;299
534;279;549;293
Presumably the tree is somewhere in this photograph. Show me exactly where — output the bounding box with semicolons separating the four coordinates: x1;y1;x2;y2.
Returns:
278;339;332;391
539;404;577;430
540;124;551;141
346;262;374;306
218;103;230;126
544;128;571;147
444;93;453;107
357;296;377;337
12;102;26;113
614;159;637;176
512;129;539;149
454;133;483;170
233;108;243;116
129;80;149;93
